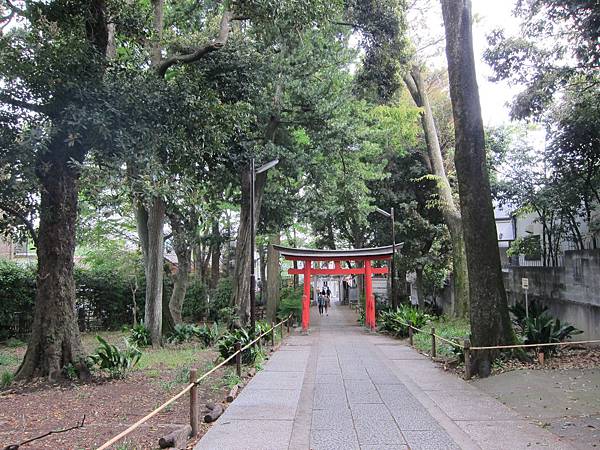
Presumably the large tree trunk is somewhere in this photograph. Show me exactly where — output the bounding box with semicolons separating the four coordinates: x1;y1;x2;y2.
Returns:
15;146;88;381
15;0;108;380
441;0;514;377
137;196;166;346
168;216;191;324
210;219;221;290
232;169;267;323
266;233;281;323
404;67;469;318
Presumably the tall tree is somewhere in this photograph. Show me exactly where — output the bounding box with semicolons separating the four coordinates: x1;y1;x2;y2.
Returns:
441;0;513;377
1;0;111;380
403;67;469;317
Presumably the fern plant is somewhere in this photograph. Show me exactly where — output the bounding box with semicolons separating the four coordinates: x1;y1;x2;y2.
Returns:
218;328;257;364
88;336;142;378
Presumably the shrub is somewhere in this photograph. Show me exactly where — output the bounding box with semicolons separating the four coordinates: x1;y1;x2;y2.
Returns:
277;286;302;323
523;314;582;353
196;323;220;347
168;323;201;344
509;299;549;333
0;261;36;340
208;277;233;322
378;304;431;337
216;306;238;326
218;328;257;364
182;278;208;321
128;323;151;347
88;336;142;378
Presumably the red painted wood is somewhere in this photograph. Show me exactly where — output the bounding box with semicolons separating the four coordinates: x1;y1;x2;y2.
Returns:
302;260;311;332
365;260;374;330
288;267;388;275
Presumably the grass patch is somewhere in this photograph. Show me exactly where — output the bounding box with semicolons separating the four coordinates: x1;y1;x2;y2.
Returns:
223;369;241;388
0;352;19;367
137;345;205;370
4;338;26;348
413;317;470;358
1;371;14;388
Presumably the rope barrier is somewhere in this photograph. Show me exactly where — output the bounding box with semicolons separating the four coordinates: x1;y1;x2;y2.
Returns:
396;320;464;349
96;315;292;450
470;339;600;351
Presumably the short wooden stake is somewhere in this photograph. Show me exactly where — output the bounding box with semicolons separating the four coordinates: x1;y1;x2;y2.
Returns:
287;318;290;334
464;338;472;380
408;322;413;346
271;322;275;348
280;321;284;339
431;327;436;358
235;342;241;377
189;368;198;437
538;351;544;365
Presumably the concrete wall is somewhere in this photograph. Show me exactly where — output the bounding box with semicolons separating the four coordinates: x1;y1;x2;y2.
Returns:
503;249;600;339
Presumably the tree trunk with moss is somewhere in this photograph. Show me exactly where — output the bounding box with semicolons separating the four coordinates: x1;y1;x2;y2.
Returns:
266;233;281;322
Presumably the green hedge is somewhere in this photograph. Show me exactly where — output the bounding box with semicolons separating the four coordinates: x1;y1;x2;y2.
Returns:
0;261;36;340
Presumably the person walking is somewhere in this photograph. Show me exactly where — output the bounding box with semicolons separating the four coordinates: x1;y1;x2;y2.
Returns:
325;286;331;316
321;287;329;316
317;289;324;315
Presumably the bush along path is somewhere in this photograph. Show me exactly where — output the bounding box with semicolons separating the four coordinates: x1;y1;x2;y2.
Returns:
376;303;599;379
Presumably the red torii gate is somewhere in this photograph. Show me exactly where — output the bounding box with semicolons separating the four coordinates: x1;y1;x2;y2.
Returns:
273;245;398;331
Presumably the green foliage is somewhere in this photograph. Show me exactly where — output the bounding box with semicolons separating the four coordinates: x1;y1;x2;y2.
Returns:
182;278;208;321
522;314;582;353
0;261;36;340
217;328;257;364
209;277;234;323
506;236;541;258
509;300;549;333
196;323;220;348
88;336;142;378
511;300;583;353
128;323;151;347
378;305;431;337
277;287;302;324
413;317;470;359
1;371;14;389
168;323;201;344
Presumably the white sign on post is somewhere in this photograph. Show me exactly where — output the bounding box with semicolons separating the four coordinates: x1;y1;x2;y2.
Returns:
522;278;529;318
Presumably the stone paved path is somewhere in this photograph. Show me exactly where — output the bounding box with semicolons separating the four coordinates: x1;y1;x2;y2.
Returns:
195;304;576;450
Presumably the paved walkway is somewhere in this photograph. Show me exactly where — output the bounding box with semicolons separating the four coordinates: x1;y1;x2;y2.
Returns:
196;304;576;450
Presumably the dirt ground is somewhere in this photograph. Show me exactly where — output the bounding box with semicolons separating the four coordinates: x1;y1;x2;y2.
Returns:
0;332;246;450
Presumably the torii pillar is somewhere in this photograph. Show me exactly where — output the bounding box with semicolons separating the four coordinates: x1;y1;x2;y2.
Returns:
302;260;311;331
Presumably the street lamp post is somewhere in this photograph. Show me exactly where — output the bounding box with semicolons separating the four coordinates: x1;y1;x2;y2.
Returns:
375;206;396;308
250;158;279;332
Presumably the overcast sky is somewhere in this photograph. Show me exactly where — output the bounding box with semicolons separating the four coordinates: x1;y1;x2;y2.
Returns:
471;0;520;126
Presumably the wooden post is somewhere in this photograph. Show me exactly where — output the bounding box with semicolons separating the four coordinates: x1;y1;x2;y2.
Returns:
408;322;413;346
280;320;284;339
464;338;471;380
271;321;275;348
235;342;241;377
538;350;544;365
189;368;198;437
287;317;290;334
431;327;436;358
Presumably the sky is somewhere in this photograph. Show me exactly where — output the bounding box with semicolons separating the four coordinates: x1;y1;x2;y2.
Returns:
471;0;521;126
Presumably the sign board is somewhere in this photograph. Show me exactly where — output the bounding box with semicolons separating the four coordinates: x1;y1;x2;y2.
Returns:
522;278;529;289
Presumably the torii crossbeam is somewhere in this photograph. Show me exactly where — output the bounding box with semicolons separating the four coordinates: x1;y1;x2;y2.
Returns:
273;244;401;331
